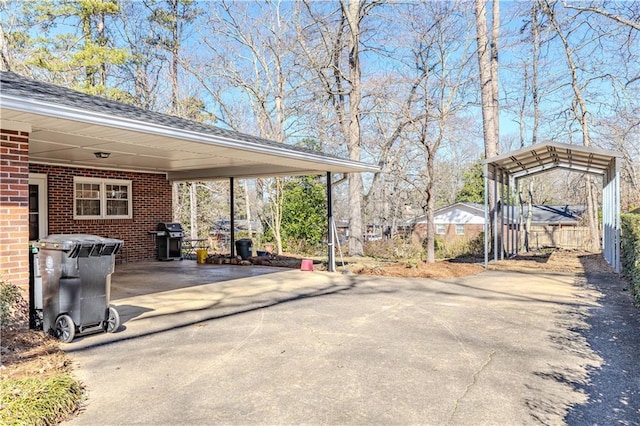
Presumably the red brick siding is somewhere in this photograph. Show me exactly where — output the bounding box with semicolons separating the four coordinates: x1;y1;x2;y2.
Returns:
0;128;30;290
29;164;172;262
413;223;484;243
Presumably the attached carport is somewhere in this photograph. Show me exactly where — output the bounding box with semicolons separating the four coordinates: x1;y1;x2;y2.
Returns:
484;141;622;272
0;71;378;289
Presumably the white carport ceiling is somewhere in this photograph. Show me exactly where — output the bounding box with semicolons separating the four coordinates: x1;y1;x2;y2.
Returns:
486;140;621;182
0;72;378;180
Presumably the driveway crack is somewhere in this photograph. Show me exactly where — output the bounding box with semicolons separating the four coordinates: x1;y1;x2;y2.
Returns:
447;349;497;424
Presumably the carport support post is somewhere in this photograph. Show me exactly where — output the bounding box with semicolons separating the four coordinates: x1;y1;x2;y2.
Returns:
230;177;235;258
494;168;499;262
327;172;336;272
484;163;489;268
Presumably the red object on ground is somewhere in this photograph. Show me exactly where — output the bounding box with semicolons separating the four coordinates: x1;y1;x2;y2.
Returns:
300;259;314;271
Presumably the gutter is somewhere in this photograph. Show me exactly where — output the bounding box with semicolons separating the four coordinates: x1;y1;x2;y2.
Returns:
1;95;380;173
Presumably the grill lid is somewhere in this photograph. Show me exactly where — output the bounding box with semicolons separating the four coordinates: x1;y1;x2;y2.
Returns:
156;222;184;238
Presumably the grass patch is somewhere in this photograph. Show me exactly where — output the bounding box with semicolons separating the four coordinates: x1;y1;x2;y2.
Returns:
1;278;84;425
0;374;83;425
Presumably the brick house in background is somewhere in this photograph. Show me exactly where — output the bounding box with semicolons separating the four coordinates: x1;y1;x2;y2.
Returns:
412;202;485;244
0;71;377;293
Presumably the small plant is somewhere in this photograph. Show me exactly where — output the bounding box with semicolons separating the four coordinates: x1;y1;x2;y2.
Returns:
0;279;26;329
0;375;84;425
405;258;420;269
364;238;423;261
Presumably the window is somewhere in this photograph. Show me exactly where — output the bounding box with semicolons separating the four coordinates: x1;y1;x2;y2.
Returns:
436;224;446;235
74;177;132;219
456;224;465;235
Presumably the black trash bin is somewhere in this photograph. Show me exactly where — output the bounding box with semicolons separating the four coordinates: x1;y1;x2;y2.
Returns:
235;238;253;260
34;234;123;343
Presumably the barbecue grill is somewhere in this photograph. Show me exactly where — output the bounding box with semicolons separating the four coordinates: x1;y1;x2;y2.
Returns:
156;222;185;260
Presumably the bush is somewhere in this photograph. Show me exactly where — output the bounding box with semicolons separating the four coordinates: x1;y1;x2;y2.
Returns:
0;375;83;425
621;213;640;303
0;280;27;329
364;238;423;261
282;238;325;256
432;233;484;259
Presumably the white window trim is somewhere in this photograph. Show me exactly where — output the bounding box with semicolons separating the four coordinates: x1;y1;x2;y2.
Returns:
73;177;132;220
436;224;446;235
456;224;465;235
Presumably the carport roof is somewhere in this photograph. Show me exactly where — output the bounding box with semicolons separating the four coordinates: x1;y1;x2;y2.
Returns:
485;141;622;181
0;72;378;179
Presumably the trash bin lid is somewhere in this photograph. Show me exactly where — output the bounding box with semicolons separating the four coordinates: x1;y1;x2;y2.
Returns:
38;234;123;253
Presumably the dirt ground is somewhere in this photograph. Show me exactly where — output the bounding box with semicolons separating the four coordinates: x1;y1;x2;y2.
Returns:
0;249;614;412
350;258;485;278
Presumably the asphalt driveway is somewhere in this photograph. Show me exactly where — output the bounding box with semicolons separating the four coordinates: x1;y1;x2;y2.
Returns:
61;261;638;425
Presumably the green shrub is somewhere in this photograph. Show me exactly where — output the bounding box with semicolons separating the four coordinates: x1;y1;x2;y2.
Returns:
621;213;640;303
433;233;484;259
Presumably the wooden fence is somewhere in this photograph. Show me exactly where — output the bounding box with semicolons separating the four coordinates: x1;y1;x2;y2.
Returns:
527;225;590;250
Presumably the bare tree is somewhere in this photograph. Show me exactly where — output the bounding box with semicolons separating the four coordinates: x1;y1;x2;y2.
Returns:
0;19;11;71
474;0;500;253
563;1;640;31
541;0;600;251
404;1;476;263
185;0;301;254
296;0;381;256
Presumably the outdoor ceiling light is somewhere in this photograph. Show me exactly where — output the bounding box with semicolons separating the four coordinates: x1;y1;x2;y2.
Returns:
94;152;111;159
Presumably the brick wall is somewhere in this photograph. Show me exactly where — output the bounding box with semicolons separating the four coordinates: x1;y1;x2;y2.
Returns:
413;223;484;242
29;164;172;262
0;127;30;291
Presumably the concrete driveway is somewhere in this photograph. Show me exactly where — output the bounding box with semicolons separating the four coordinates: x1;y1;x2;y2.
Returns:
60;261;635;425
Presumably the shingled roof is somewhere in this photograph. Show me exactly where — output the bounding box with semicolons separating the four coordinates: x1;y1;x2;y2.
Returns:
0;71;378;179
414;202;585;225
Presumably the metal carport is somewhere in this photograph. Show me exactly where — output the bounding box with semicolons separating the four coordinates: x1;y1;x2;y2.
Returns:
483;141;622;273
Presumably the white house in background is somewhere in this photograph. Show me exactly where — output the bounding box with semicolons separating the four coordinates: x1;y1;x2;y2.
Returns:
413;202;588;249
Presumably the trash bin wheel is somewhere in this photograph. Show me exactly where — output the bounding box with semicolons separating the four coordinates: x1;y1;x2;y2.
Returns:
54;314;76;343
105;306;120;333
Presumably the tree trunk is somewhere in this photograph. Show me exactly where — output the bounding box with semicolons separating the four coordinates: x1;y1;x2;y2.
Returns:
172;182;180;222
170;0;179;114
531;0;540;145
424;150;436;263
98;9;107;87
272;178;284;255
189;182;197;239
82;13;95;86
244;180;253;238
474;0;500;255
544;1;600;251
518;189;524;251
344;0;364;256
0;22;11;71
526;180;534;251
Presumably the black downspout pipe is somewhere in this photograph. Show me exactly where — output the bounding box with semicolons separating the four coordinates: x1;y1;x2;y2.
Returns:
230;177;235;258
327;172;335;272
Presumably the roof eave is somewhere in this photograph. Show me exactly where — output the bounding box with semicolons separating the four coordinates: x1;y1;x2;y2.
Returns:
1;95;379;175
